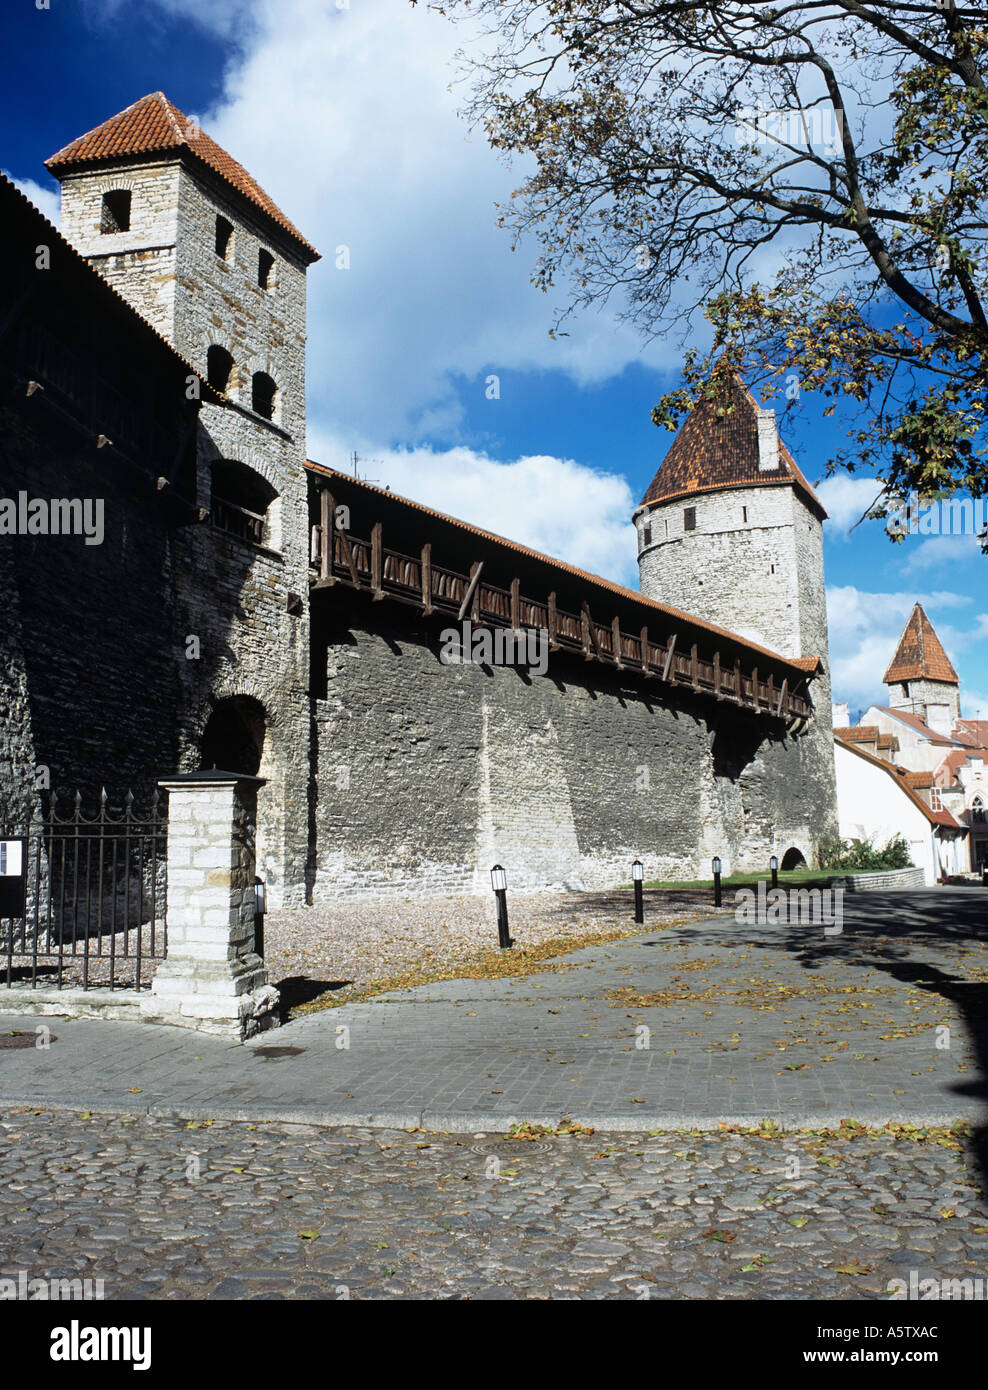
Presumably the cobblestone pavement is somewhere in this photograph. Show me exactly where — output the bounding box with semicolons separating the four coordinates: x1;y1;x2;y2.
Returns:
1;1108;987;1300
1;891;985;1128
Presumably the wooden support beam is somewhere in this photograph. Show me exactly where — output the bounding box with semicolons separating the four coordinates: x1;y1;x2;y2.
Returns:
547;592;559;651
766;671;775;714
752;666;759;708
661;632;677;683
337;524;359;587
370;521;383;599
640;626;650;676
611;617;624;670
581;602;603;661
776;678;788;719
713;650;722;700
310;524;320;565
580;604;592;659
319;489;334;583
690;643;699;691
734;658;743;706
420;543;433;615
458;561;483;621
510;577;521;632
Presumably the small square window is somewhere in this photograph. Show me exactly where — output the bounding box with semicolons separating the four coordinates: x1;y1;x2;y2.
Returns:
215;215;234;259
100;190;131;233
684;507;696;532
258;248;275;289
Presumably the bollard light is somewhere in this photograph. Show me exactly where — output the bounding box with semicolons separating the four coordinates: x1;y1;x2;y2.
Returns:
770;854;779;890
254;876;266;958
490;864;512;948
632;859;644;881
632;859;644;924
712;856;722;908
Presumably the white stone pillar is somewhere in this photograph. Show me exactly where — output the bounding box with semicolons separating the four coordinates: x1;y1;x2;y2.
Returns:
142;772;280;1040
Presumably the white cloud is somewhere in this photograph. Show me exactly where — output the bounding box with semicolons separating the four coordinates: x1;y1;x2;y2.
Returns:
309;428;639;586
902;531;985;573
817;475;887;539
139;0;679;447
6;172;59;227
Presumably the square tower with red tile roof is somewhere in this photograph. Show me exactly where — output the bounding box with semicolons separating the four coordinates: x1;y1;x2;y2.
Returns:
45;93;322;907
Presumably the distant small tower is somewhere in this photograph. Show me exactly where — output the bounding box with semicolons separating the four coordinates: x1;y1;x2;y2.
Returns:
636;362;829;668
883;604;961;735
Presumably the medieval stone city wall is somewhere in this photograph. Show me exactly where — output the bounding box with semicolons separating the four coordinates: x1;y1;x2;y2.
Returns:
310;605;833;902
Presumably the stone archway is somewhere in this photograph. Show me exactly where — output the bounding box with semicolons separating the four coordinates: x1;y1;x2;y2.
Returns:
200;695;266;776
780;846;807;872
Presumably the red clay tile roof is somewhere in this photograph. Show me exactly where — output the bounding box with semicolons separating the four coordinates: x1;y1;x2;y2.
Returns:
45;92;319;262
937;748;987;783
874;707;959;746
836;738;963;829
903;770;933;788
834;726;879;743
305;460;824;677
953;720;988;749
637;363;827;521
882;604;959;685
877;733;900;751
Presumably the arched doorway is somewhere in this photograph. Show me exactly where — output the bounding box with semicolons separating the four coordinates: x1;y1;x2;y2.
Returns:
200;696;266;776
780;846;807;872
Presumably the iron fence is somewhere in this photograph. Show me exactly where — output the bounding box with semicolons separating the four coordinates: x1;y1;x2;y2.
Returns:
1;788;167;991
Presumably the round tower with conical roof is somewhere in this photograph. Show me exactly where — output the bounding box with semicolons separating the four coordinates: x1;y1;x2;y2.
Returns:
636;365;829;669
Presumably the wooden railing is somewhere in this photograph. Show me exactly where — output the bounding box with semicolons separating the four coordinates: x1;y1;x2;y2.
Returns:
309;496;814;722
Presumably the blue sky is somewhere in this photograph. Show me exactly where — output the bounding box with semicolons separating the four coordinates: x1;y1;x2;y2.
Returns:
4;0;986;719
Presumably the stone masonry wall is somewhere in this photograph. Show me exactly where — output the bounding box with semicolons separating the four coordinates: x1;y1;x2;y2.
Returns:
311;605;834;902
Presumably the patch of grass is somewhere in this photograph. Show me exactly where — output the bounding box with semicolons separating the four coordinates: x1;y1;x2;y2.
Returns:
637;869;834;892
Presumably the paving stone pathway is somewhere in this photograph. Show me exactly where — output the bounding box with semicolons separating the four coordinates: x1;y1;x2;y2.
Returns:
1;1108;986;1300
1;890;985;1128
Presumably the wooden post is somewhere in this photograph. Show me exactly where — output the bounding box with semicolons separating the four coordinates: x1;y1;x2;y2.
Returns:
547;592;559;651
640;625;650;676
661;632;677;683
612;616;624;670
337;526;359;587
420;543;433;615
690;643;699;691
776;677;788;719
370;521;383;599
734;657;743;706
319;489;333;583
510;577;521;632
458;561;483;621
752;666;759;709
713;650;721;699
581;604;592;660
766;671;775;714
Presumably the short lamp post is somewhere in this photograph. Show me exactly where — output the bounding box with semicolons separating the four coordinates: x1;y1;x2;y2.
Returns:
254;876;266;958
770;854;779;890
712;856;722;908
491;864;512;949
632;859;644;924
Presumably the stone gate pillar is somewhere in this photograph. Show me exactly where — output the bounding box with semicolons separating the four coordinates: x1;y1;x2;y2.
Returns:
142;771;280;1040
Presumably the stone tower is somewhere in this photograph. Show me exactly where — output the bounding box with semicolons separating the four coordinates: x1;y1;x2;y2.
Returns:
46;93;322;905
636;362;837;860
883;604;961;735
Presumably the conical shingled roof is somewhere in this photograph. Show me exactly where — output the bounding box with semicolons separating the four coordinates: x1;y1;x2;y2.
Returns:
638;363;826;520
45;92;320;262
883;604;959;686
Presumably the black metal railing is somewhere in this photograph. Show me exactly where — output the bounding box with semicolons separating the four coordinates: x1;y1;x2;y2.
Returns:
1;789;167;992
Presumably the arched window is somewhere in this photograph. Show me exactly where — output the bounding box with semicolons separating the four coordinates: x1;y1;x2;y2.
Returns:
252;371;277;421
207;346;235;394
215;215;234;260
210;459;278;547
258;248;275;289
100;189;131;233
973;796;986;823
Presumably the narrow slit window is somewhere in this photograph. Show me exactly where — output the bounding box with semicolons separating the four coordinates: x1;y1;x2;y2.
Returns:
100;189;131;233
684;506;696;532
742;506;748;523
642;523;652;547
258;248;275;289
